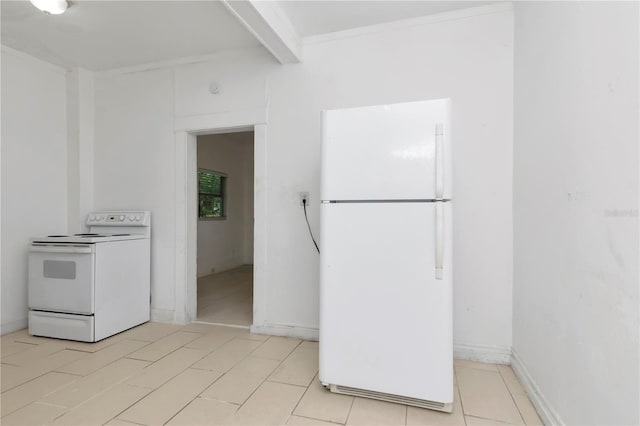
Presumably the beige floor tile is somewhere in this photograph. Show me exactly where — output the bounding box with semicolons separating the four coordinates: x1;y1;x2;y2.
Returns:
127;347;210;389
1;349;86;392
51;384;151;425
496;365;526;396
1;340;66;366
299;341;319;350
184;329;237;351
465;415;518;425
56;339;148;376
252;336;301;361
231;328;270;342
166;397;238;425
201;356;280;404
4;329;52;345
0;327;538;426
104;420;142;426
198;306;253;326
118;368;222;425
407;406;465;425
181;322;236;334
287;415;338;425
0;372;78;416
456;367;524;425
294;376;353;424
347;397;406;425
119;322;183;342
406;386;464;425
0;402;66;426
43;358;149;408
126;331;201;362
512;394;543;425
197;266;253;326
1;340;37;358
454;359;499;372
268;344;318;387
192;338;263;372
63;333;125;353
228;381;306;425
0;328;26;342
1;364;26;392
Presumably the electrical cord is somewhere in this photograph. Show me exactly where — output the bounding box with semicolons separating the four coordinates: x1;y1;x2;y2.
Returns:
303;199;320;254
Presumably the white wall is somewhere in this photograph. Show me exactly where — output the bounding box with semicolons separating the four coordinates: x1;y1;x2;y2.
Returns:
1;48;68;334
93;68;177;321
197;132;254;277
66;68;95;234
513;2;639;425
93;5;514;354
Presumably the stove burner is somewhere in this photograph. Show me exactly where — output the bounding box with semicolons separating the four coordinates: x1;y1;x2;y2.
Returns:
47;235;69;237
111;234;131;236
74;233;99;236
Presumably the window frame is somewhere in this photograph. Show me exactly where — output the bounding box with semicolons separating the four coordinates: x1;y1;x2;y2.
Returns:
198;168;227;221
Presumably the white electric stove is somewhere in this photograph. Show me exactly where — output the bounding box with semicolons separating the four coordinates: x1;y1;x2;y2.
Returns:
28;211;151;342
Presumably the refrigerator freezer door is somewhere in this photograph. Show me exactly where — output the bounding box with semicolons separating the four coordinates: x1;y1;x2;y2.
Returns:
321;99;451;201
319;201;453;404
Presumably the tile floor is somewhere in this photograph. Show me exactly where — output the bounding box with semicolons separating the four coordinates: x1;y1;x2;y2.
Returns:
196;265;253;326
0;322;543;426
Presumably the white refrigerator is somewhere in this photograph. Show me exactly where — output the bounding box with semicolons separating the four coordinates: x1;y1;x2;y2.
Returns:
319;98;453;412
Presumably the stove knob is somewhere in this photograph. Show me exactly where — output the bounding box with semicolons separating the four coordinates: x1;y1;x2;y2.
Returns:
128;215;134;221
119;215;125;221
96;215;102;220
136;215;142;221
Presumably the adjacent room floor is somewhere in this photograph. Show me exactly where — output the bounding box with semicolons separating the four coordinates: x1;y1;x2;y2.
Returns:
196;265;253;326
0;322;543;425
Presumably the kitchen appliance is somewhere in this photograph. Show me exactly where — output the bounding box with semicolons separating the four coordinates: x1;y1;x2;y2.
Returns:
319;99;453;412
28;211;151;342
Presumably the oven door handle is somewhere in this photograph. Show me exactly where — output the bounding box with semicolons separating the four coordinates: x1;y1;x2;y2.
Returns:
30;245;95;254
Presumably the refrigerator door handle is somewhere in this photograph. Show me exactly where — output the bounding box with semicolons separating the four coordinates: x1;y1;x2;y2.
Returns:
435;202;444;280
435;123;444;200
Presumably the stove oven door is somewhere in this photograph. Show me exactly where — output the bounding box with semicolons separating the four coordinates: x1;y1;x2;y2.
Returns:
28;244;96;314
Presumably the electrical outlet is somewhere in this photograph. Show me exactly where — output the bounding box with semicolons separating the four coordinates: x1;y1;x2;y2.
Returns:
299;192;310;206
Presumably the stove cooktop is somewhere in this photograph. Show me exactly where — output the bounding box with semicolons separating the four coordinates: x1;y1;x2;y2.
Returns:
47;233;132;238
33;211;151;244
33;233;145;244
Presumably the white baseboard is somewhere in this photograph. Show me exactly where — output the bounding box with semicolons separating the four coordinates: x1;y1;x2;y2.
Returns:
511;349;564;426
251;323;319;341
246;328;509;362
151;308;177;323
0;317;28;336
453;341;512;364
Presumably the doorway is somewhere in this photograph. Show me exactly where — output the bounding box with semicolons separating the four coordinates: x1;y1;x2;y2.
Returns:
195;131;254;326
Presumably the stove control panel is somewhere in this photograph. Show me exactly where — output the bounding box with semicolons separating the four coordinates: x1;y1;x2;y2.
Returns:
87;211;150;226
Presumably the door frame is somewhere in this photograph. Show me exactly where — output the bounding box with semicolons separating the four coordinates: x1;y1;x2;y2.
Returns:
173;108;267;326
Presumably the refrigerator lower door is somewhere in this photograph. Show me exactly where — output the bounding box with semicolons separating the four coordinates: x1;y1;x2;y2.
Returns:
319;201;453;410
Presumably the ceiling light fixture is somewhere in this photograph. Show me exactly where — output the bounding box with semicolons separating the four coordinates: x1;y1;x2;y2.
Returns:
30;0;69;15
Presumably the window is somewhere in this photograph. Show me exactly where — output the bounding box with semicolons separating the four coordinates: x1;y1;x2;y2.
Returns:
198;169;226;219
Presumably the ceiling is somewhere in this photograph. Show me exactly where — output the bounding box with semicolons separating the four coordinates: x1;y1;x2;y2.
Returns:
277;1;497;37
1;0;498;71
0;1;260;70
